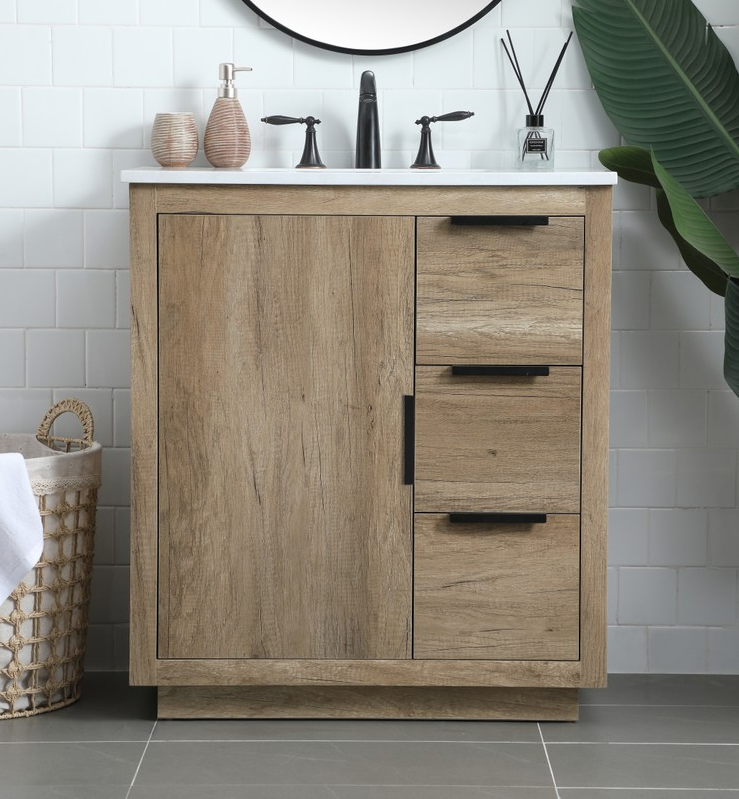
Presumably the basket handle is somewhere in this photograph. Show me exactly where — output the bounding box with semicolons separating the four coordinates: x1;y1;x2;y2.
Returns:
37;399;95;451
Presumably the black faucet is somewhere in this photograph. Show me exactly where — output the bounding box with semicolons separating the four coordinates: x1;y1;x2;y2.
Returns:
356;71;381;169
411;112;475;169
261;115;326;169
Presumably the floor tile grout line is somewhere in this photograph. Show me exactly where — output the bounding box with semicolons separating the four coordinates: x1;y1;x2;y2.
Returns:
537;723;561;799
10;736;722;746
544;741;739;747
0;739;158;745
558;787;739;793
144;738;547;745
5;737;734;747
124;719;157;799
118;783;569;790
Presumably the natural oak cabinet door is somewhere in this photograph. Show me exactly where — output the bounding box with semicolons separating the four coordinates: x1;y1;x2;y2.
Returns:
414;366;582;513
414;513;580;660
157;214;414;660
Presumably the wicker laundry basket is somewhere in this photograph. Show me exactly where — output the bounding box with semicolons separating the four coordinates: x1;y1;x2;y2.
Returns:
0;399;102;718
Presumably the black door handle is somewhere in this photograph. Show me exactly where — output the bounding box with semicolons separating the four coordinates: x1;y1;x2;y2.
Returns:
403;395;414;485
448;513;547;525
451;366;550;377
450;216;549;227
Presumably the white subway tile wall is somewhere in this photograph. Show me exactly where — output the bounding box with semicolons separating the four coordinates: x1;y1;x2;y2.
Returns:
26;328;85;386
0;0;737;673
0;0;14;24
0;88;21;146
53;150;115;209
648;626;709;673
17;0;76;25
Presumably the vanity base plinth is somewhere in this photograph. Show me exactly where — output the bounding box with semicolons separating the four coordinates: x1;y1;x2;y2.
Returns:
156;686;579;721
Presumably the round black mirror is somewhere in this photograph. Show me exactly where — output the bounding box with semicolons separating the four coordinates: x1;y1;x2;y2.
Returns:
241;0;504;56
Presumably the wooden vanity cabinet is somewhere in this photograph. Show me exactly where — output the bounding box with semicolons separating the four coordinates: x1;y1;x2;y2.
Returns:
129;182;612;721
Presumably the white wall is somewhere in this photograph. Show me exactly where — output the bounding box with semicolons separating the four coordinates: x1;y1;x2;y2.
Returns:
1;0;738;672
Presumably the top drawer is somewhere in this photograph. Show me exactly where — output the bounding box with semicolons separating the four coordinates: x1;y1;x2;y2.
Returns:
416;216;585;365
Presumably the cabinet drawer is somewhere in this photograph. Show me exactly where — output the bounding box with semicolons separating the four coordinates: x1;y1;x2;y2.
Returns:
416;216;584;365
414;512;580;660
414;366;581;513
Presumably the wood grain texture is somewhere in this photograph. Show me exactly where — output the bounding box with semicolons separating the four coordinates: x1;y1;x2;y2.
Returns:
414;366;582;513
414;513;580;660
416;216;585;365
157;214;414;661
129;184;159;685
154;185;589;217
154;657;581;687
158;685;579;720
579;187;612;687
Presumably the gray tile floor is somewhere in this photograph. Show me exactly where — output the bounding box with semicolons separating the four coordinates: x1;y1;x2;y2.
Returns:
1;673;738;798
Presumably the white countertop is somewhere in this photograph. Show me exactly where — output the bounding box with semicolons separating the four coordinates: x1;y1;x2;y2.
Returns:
121;167;617;187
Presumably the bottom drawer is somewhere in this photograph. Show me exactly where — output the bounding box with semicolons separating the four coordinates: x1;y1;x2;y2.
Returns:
414;513;580;660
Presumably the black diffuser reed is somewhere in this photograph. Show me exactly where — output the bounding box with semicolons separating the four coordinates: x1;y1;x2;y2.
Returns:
501;30;573;166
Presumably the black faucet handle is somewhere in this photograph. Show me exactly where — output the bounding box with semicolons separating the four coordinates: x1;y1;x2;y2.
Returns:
435;111;475;122
261;115;321;127
261;115;325;169
411;112;474;171
415;111;474;126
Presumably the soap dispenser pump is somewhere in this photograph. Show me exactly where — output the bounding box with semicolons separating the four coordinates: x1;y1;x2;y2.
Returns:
204;63;253;168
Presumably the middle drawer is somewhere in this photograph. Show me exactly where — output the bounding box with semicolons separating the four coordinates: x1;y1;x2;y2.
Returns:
414;366;582;513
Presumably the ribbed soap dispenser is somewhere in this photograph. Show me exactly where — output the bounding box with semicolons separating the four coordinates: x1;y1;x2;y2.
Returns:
204;63;253;168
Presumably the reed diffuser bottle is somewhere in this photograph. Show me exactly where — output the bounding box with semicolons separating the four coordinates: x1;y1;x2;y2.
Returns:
502;31;572;170
518;114;554;169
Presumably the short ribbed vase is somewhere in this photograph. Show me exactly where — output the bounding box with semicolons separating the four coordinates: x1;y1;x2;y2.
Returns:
204;98;251;168
151;112;199;168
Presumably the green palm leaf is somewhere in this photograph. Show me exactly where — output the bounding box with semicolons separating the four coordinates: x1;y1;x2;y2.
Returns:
573;0;739;198
599;145;734;296
654;189;729;297
652;154;739;281
724;279;739;398
599;145;662;189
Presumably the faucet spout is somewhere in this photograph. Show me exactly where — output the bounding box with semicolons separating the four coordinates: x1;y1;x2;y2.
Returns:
356;71;381;169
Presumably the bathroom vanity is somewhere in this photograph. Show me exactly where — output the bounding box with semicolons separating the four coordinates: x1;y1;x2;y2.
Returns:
124;168;615;720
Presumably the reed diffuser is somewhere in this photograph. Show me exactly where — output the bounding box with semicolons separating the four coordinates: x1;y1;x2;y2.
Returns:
501;30;572;169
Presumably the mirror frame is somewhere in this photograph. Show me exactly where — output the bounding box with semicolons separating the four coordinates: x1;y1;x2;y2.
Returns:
241;0;504;56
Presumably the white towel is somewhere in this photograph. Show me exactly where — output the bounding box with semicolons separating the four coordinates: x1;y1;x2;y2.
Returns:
0;452;43;603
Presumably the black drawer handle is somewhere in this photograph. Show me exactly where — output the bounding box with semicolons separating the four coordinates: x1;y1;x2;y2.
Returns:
451;366;550;377
449;513;547;525
450;216;549;227
403;395;414;485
